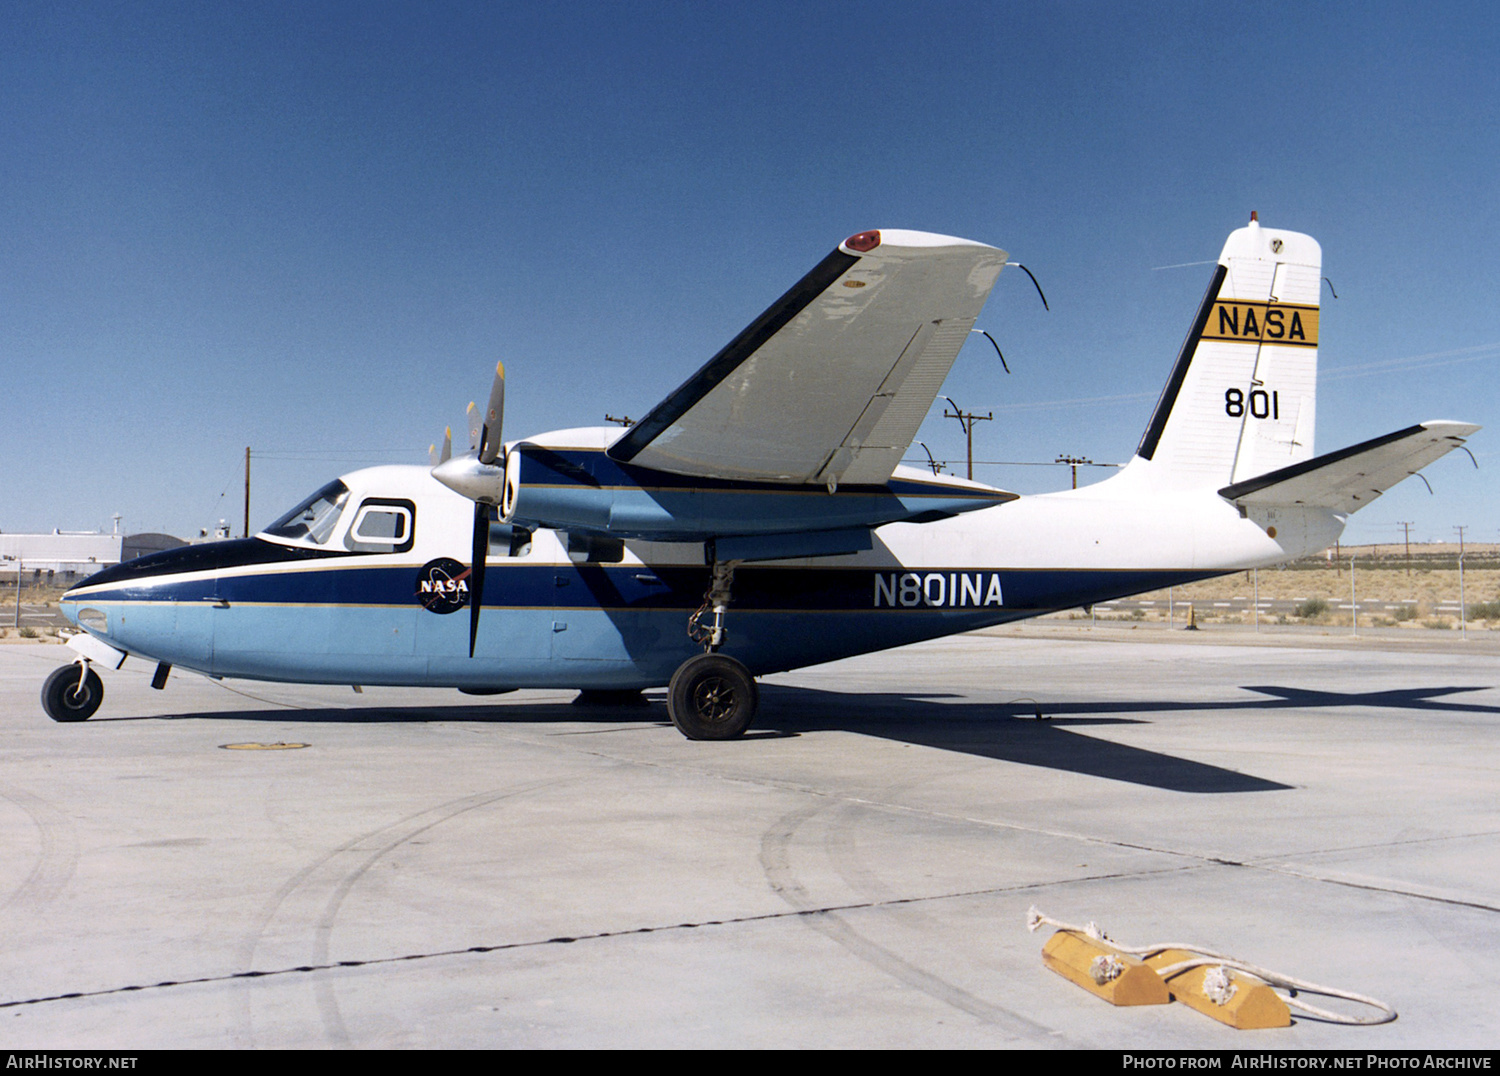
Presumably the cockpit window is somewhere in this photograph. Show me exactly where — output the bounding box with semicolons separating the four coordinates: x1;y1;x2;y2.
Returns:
264;480;350;545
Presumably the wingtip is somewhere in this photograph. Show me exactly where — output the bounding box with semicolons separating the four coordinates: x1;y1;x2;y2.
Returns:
1420;420;1481;438
841;229;1003;254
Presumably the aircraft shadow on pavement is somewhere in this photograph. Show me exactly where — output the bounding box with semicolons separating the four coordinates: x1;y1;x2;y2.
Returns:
122;681;1497;794
756;681;1499;792
755;685;1292;793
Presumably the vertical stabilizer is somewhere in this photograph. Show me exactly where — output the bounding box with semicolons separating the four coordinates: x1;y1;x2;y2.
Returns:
1135;219;1321;489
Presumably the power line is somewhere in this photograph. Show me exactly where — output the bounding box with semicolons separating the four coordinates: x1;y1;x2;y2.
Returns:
250;449;423;461
904;458;1122;468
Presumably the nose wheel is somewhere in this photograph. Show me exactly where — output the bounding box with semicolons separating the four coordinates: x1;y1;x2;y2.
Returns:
667;653;758;740
42;663;104;722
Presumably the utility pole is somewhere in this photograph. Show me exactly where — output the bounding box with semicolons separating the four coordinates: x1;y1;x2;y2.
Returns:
940;396;992;481
1350;555;1358;637
1456;525;1468;639
1396;521;1414;575
1055;454;1093;490
244;447;251;539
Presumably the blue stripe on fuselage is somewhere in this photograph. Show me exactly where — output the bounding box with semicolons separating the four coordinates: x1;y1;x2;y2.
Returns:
69;561;1218;615
64;533;1227;686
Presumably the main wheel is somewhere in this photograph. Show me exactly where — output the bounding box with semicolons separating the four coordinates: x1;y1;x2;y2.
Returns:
667;653;758;740
42;665;103;723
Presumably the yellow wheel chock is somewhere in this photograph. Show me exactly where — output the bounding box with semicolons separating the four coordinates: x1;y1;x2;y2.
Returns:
1029;907;1394;1029
1040;929;1170;1006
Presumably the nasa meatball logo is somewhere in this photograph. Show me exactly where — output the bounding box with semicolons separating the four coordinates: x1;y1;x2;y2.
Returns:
416;558;470;614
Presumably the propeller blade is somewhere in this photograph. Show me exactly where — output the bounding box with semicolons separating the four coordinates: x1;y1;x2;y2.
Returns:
466;402;481;454
427;427;454;467
468;501;488;658
478;361;506;465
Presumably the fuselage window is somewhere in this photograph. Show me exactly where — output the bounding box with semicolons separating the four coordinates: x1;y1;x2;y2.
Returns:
344;499;417;553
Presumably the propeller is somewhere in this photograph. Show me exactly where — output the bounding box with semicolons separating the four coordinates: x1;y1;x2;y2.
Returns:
432;362;507;657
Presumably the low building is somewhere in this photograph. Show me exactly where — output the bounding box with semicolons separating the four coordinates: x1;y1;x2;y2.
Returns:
0;530;186;585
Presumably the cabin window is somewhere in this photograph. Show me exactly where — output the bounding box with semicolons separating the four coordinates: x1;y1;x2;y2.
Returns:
344;499;416;553
265;480;350;545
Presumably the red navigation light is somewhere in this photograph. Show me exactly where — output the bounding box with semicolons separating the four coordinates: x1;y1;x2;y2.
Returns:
844;230;881;253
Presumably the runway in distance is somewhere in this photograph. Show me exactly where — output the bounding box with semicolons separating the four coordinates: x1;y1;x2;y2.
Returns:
47;219;1478;738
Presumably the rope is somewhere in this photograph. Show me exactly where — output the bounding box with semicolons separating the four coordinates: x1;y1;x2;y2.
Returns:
1028;907;1397;1025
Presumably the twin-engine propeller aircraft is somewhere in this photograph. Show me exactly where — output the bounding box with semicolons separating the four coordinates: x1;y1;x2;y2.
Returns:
48;220;1477;738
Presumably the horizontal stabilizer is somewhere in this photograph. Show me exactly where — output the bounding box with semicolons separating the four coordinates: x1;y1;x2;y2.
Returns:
1218;421;1479;514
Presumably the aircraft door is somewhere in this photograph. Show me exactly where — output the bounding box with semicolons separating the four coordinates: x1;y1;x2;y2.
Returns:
172;571;218;672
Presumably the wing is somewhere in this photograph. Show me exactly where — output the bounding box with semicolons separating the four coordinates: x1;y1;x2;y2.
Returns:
608;230;1008;487
1218;421;1479;513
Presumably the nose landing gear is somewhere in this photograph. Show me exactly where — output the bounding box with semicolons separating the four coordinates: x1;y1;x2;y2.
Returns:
42;663;103;722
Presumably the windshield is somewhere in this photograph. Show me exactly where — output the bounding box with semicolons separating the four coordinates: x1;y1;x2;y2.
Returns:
263;480;350;544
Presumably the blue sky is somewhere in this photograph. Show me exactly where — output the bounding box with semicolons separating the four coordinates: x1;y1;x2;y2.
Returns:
3;2;1495;547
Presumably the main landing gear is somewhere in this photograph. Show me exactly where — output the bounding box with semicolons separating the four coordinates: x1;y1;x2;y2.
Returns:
667;560;757;740
42;663;103;722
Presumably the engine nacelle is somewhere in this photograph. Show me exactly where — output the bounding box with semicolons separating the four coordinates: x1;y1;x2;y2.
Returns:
499;442;1012;542
501;444;613;529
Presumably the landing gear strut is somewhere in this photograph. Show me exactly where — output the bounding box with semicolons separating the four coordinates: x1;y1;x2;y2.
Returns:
686;560;735;652
669;559;757;739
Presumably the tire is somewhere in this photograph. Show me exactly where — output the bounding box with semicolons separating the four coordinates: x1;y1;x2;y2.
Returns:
42;665;103;723
667;653;757;740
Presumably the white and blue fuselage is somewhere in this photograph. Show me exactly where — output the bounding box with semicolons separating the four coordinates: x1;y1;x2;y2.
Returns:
59;430;1340;692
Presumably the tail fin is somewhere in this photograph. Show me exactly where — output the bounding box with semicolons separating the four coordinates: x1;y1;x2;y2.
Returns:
1135;218;1321;489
